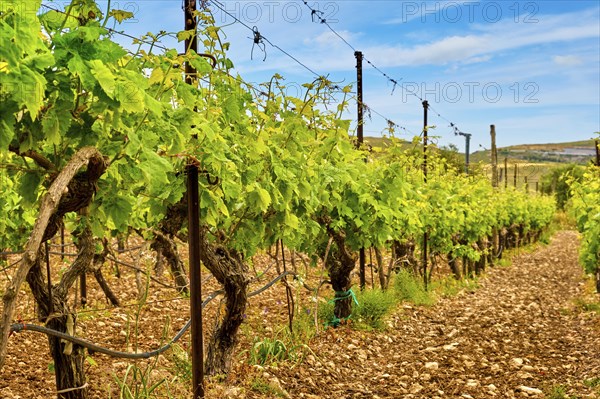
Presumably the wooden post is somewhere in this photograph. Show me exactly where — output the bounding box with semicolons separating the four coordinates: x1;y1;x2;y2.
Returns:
524;176;529;193
491;125;498;187
513;164;518;188
504;158;508;189
184;1;205;397
595;139;599;167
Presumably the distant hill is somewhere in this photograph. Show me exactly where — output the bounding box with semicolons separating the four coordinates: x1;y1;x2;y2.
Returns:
361;137;598;189
470;139;598;165
364;137;598;165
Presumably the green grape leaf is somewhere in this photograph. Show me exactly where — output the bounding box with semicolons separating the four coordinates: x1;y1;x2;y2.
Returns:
139;149;174;196
177;30;195;42
104;195;134;231
116;81;145;113
108;9;135;23
0;119;15;150
17;172;41;205
88;60;116;99
249;186;271;212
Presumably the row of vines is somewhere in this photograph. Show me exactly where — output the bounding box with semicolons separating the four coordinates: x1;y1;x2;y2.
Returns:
0;1;556;397
569;161;600;292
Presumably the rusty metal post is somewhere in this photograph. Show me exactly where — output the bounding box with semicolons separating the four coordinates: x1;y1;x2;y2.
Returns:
355;51;366;290
355;50;364;147
355;50;366;291
184;1;205;397
422;100;429;290
456;131;472;174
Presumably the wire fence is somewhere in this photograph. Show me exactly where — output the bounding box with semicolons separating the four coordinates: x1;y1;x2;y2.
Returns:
9;271;294;359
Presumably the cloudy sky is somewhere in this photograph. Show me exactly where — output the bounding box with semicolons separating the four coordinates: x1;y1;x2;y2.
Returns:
88;1;599;151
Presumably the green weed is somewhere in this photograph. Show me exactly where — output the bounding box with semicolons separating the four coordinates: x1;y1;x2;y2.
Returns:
249;337;288;365
247;332;312;367
584;377;600;389
497;258;512;267
393;269;435;306
552;210;576;230
354;288;398;330
111;363;168;399
574;297;600;314
545;385;579;399
431;277;479;298
317;300;335;326
169;344;192;383
249;377;287;398
291;306;317;342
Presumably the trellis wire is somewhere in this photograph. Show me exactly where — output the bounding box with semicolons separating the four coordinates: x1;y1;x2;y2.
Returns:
9;271;294;359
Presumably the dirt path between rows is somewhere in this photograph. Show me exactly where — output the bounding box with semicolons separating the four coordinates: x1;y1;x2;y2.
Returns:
245;231;600;399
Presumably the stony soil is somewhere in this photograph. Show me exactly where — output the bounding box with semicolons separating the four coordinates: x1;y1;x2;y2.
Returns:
1;230;599;399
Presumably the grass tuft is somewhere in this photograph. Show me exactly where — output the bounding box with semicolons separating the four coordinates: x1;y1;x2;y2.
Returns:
544;385;579;399
392;269;435;306
249;376;288;398
354;288;398;330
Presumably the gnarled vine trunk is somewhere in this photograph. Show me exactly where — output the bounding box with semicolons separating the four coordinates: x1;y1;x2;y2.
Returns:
475;238;487;275
0;147;106;376
392;239;417;274
325;245;357;320
151;199;189;293
89;241;120;307
318;216;358;321
447;253;462;280
151;231;189;293
198;227;249;376
27;228;95;399
448;236;462;280
373;247;388;290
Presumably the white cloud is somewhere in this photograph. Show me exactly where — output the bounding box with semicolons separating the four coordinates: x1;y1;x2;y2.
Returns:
462;55;492;65
367;7;600;67
305;30;356;47
553;55;583;67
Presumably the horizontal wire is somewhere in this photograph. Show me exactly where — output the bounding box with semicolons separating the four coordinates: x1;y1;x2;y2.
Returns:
10;271;295;359
38;2;411;141
299;0;463;135
208;0;404;133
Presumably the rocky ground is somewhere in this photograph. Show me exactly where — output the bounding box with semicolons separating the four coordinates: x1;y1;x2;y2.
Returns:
0;230;599;398
243;230;600;399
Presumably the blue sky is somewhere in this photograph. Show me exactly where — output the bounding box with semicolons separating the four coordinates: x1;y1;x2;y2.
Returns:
78;1;600;151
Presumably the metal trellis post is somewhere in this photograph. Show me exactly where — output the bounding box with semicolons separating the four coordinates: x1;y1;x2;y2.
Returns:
355;50;366;291
184;1;205;398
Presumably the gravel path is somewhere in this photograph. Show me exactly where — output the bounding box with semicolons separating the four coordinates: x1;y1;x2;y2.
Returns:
255;231;600;399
